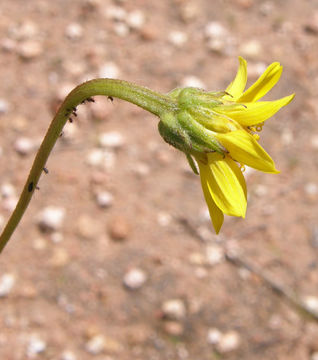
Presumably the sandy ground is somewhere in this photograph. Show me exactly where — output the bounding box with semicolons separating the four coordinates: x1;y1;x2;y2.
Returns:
1;0;318;359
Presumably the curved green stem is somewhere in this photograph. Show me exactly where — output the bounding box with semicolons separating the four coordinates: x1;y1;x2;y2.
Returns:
0;78;178;253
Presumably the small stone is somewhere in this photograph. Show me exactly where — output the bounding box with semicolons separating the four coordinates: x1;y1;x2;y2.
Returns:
163;321;184;337
216;331;241;353
86;149;115;170
205;244;224;266
311;135;318;149
0;215;4;231
1;38;16;52
240;40;262;59
281;129;293;145
26;335;47;358
0;273;15;297
254;184;268;197
303;296;318;314
98;131;125;149
123;268;147;290
96;191;113;208
113;22;129;37
65;23;83;40
49;248;70;267
127;10;145;30
108;216;130;241
0;99;9;114
205;21;228;39
162;299;186;320
9;21;38;40
76;215;100;240
133;162;150;177
18;40;43;59
157;212;172;227
60;350;77;360
37;206;65;232
2;197;18;212
104;6;127;21
207;328;222;345
305;183;318;196
1;183;16;198
181;76;205;89
14;137;35;156
99;62;120;78
50;232;64;244
168;31;188;47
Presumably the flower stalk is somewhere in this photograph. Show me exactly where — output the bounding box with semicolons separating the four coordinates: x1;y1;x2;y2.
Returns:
0;79;178;253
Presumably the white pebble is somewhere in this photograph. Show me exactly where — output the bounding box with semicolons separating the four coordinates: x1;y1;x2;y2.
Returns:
0;274;15;297
1;183;16;198
0;214;4;231
205;244;224;265
168;31;188;47
96;191;113;208
281;129;293;145
181;76;205;89
216;331;241;353
65;23;83;40
0;99;9;114
14;137;35;155
207;328;222;345
27;336;46;358
123;268;147;290
86;149;115;170
113;22;130;37
85;335;105;355
303;295;318;314
157;212;172;227
162;299;186;320
18;41;43;59
99;62;120;78
240;40;262;59
60;350;77;360
37;206;65;231
304;183;318;196
98;131;125;149
311;135;318;149
127;10;145;30
205;21;228;38
104;6;127;21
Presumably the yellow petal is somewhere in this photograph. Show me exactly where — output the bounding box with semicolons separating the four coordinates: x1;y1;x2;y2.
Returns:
225;57;247;99
198;162;224;234
237;62;282;103
217;130;279;173
204;153;247;217
217;94;294;126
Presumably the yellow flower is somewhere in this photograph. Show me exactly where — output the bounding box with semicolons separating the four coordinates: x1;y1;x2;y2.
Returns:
195;57;294;233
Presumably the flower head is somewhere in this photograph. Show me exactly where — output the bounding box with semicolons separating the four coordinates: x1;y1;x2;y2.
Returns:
159;57;294;233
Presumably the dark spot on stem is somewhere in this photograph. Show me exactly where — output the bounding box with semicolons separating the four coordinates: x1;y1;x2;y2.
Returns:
28;182;34;192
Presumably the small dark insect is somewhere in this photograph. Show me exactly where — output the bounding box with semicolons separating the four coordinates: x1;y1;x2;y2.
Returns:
28;182;34;192
72;111;77;117
36;186;40;190
81;97;95;104
108;96;114;102
68;118;73;123
59;131;64;137
43;167;49;174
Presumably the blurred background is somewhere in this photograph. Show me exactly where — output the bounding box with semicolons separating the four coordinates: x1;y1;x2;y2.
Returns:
0;0;317;359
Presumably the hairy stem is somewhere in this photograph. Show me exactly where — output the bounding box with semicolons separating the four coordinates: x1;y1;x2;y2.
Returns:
0;78;178;253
